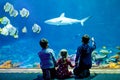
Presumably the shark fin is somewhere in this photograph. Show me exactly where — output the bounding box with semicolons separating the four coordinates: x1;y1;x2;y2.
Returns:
80;16;91;26
60;13;65;17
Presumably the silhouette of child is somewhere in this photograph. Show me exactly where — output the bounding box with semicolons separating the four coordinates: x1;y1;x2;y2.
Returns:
74;34;96;79
56;49;74;79
38;38;56;80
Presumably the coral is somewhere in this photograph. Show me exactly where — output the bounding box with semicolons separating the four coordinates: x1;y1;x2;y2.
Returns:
0;60;13;68
108;62;120;68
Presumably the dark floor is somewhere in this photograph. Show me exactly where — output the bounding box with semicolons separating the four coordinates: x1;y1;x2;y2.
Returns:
0;69;120;80
0;73;41;80
0;73;120;80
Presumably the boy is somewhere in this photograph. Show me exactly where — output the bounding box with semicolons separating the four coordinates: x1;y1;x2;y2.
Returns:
38;38;56;80
74;34;96;79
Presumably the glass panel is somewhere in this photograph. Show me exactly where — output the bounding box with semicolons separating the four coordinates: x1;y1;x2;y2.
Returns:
0;0;120;70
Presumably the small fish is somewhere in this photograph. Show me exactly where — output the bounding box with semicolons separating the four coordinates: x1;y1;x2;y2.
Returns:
22;26;27;33
4;2;13;12
0;17;10;25
32;24;41;33
102;46;106;49
0;24;19;38
4;2;18;17
9;9;18;17
20;8;29;18
116;46;120;50
0;27;9;36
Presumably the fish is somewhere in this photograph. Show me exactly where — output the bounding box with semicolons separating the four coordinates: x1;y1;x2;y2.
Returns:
0;27;9;36
0;24;18;38
92;51;106;60
20;8;29;18
94;54;106;60
4;2;13;12
116;46;120;50
9;9;18;17
0;17;10;25
44;13;90;26
4;2;18;17
32;24;41;33
22;26;27;33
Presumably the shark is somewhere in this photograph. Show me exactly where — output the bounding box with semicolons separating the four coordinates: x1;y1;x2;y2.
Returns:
44;13;90;26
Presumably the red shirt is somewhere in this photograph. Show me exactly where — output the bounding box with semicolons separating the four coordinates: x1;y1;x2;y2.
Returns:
56;58;74;79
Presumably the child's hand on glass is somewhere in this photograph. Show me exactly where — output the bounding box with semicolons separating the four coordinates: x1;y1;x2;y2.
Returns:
91;37;95;45
91;37;95;42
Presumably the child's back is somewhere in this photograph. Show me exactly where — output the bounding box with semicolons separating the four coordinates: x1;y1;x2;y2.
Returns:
56;49;74;79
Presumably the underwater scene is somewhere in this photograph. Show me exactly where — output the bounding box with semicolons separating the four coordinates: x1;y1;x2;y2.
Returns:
0;0;120;69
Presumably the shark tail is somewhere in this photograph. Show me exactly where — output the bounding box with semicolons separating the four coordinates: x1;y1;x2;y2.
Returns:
80;16;91;26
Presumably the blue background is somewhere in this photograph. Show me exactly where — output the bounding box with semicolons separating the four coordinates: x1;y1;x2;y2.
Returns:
0;0;120;66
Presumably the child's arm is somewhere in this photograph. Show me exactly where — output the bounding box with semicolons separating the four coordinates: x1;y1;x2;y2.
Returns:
56;59;61;67
75;47;80;66
91;37;96;50
68;59;75;68
50;49;57;67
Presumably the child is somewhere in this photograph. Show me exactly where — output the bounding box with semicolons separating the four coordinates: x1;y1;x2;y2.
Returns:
38;38;56;80
56;49;74;79
74;34;96;79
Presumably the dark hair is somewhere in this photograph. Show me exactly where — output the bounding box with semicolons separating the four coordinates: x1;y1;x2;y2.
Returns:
82;34;90;44
39;38;48;49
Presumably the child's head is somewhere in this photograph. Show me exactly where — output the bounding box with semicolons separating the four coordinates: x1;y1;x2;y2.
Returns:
82;34;90;44
39;38;48;49
60;49;68;58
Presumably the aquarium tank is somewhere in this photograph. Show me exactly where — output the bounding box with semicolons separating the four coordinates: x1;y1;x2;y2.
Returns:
0;0;120;69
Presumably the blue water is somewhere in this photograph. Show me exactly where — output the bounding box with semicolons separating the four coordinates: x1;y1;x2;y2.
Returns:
0;0;120;67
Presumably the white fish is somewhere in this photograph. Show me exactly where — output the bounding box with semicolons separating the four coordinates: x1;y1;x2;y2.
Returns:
4;2;18;17
8;24;18;38
9;26;18;36
0;24;18;38
32;24;41;33
22;26;27;33
0;24;13;36
20;8;29;18
0;17;10;25
4;2;13;12
45;13;90;26
9;9;18;17
0;27;9;36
